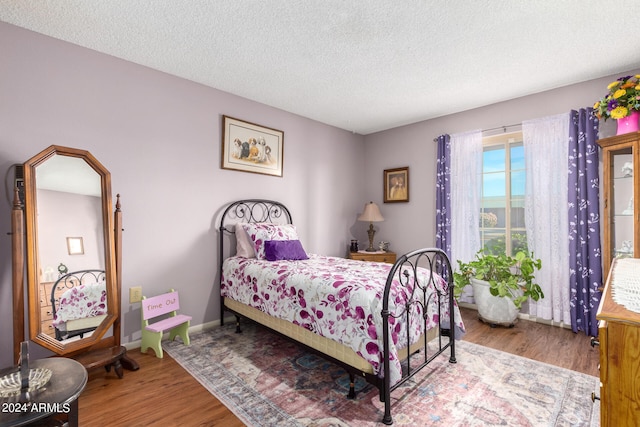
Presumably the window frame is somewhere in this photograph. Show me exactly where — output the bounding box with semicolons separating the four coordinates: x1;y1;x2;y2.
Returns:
480;131;525;256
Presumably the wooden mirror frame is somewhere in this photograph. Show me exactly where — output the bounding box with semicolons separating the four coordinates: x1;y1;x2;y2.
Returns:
16;145;118;356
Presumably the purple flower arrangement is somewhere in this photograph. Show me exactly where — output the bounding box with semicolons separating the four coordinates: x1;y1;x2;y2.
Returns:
594;74;640;120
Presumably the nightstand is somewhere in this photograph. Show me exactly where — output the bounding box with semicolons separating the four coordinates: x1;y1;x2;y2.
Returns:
349;251;396;264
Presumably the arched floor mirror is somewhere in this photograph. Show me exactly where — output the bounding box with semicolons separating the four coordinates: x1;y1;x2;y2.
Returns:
12;145;138;374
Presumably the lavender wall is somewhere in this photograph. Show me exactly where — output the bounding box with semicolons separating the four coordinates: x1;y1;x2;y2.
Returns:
0;22;366;368
37;190;103;277
362;69;639;258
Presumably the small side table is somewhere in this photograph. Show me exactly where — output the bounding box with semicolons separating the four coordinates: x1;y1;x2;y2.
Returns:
0;358;87;427
348;251;397;264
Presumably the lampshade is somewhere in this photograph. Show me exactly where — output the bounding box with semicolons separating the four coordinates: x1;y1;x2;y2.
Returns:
358;202;384;223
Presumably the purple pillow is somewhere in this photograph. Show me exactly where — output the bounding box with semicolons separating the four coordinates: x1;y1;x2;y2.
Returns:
242;223;300;260
264;240;308;261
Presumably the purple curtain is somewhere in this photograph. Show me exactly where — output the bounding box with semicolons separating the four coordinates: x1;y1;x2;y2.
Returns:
568;108;602;336
435;134;451;258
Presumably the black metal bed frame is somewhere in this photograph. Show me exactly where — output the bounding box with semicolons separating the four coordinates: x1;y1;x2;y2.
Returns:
218;199;457;425
51;269;106;341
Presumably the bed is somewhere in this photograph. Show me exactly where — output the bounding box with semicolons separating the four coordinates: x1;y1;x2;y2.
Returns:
218;199;464;424
51;269;107;341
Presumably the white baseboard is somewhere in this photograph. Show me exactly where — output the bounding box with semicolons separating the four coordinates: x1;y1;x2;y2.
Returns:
122;308;574;353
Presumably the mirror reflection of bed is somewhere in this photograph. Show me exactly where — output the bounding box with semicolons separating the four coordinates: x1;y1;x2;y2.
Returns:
45;270;107;342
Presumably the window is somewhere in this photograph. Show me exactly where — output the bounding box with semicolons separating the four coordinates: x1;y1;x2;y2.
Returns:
480;131;526;256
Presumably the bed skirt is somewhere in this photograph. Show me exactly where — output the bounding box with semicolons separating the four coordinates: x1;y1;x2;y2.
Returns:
224;297;436;375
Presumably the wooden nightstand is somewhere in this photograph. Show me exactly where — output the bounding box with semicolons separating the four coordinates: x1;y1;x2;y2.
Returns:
349;251;396;264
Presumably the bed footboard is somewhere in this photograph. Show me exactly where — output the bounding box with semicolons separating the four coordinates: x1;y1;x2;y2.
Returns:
381;248;457;425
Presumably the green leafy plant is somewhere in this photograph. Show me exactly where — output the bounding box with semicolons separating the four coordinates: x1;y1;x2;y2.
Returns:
453;250;543;309
483;233;529;256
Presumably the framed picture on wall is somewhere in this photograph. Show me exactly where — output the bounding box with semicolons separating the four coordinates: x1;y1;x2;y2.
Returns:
66;237;84;255
221;115;284;177
384;167;409;203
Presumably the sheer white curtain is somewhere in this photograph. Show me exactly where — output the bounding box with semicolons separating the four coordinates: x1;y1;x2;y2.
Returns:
522;113;571;322
450;130;483;303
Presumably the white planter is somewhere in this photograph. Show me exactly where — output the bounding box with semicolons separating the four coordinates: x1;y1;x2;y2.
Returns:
470;278;521;327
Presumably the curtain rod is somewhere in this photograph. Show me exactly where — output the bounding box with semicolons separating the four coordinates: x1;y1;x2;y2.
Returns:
482;123;521;134
433;123;521;142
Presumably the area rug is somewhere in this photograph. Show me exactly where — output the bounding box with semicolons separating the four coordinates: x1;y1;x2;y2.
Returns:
163;322;599;426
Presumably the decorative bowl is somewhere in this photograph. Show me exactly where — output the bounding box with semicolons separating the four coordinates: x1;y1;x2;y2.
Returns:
0;368;52;397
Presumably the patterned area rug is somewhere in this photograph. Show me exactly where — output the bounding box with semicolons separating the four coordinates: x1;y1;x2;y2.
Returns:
163;322;599;426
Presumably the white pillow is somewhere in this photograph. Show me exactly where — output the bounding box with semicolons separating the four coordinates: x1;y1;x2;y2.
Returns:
235;223;256;258
241;223;300;260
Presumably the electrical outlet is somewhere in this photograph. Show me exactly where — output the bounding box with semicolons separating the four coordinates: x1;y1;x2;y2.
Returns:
129;286;142;303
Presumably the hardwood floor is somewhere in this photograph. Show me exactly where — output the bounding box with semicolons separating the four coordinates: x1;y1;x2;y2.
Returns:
79;349;244;427
78;307;599;426
459;307;599;376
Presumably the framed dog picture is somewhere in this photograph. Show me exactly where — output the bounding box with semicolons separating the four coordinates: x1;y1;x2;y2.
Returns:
384;167;409;203
221;115;284;177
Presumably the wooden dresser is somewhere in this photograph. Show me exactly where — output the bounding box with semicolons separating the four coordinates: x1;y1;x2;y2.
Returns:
39;280;78;339
348;251;396;264
39;281;59;339
596;258;640;426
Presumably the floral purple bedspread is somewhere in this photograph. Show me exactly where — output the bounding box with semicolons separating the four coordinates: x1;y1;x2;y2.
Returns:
221;254;465;385
52;282;107;328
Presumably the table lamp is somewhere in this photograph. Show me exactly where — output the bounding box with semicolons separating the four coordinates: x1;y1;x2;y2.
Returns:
357;201;384;252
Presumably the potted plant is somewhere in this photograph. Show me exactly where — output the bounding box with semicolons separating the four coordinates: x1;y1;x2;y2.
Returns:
453;250;543;327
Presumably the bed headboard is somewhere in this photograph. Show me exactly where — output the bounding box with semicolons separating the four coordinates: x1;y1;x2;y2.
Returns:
51;270;106;307
218;199;293;264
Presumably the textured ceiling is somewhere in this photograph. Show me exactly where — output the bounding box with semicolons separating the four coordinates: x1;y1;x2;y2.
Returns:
2;1;640;135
